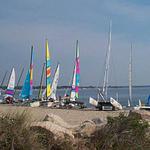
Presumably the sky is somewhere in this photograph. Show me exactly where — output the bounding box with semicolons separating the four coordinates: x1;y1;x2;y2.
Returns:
0;0;150;86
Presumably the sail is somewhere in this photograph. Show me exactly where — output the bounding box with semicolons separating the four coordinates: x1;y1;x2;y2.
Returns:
20;70;30;99
30;46;33;96
75;40;80;99
70;40;80;101
46;40;51;98
70;65;76;101
20;46;33;99
49;63;60;100
5;68;15;97
38;63;45;99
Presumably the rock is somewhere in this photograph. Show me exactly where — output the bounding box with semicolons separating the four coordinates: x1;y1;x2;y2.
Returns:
43;113;74;128
92;118;103;125
31;121;74;139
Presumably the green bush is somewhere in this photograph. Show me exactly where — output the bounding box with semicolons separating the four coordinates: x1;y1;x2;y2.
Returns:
0;111;149;150
0;111;74;150
87;112;150;150
31;126;74;150
0;111;40;150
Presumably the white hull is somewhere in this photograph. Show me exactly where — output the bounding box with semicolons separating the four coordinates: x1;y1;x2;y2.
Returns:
89;97;122;110
30;101;40;107
110;97;123;110
89;97;98;106
140;106;150;110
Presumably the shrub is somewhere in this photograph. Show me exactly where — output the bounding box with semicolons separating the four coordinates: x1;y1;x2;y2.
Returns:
87;112;150;150
0;111;74;150
0;111;40;150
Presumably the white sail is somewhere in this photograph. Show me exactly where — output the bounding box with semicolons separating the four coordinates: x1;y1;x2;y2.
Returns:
49;64;60;100
42;88;46;100
70;65;76;101
5;68;15;97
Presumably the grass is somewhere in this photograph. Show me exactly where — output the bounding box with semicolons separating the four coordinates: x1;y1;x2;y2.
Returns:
0;111;149;150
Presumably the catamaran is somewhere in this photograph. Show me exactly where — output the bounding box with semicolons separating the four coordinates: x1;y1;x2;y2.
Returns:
4;68;15;103
20;46;33;101
128;44;132;108
89;21;122;110
42;63;60;101
62;40;85;108
30;40;60;107
42;40;60;101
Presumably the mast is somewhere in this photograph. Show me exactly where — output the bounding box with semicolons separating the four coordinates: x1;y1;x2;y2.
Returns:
5;68;15;97
45;39;51;100
29;46;33;99
50;63;60;100
129;43;132;107
70;65;76;101
102;20;112;100
0;71;8;88
70;40;80;101
38;63;45;100
75;40;80;99
14;67;24;94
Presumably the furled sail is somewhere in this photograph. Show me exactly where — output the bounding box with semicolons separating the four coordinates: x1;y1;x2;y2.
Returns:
70;65;76;101
70;40;80;101
75;40;80;99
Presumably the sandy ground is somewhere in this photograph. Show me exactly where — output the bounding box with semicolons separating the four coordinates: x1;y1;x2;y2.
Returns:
0;104;130;125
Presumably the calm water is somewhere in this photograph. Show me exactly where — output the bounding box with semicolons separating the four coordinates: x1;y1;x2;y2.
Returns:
1;87;150;107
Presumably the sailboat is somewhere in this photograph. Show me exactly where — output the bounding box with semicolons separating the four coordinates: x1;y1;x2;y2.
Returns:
37;39;60;107
20;46;33;101
38;63;45;100
42;63;60;101
49;63;60;100
70;40;80;101
89;21;122;110
62;40;85;108
128;44;132;107
4;68;15;103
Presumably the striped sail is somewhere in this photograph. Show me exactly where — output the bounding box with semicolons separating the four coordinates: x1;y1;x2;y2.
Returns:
46;40;51;98
30;46;33;96
5;68;15;97
20;46;33;99
75;40;80;99
70;65;76;101
70;40;80;101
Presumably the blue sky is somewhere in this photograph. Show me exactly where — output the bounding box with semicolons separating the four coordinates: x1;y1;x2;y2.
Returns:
0;0;150;86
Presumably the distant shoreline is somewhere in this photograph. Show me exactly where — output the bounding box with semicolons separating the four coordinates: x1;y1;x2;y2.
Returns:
1;85;150;90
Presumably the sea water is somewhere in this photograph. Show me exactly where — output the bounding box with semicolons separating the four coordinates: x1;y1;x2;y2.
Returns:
1;87;150;108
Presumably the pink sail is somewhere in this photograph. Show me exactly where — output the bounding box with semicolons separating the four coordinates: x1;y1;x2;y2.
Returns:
75;40;80;99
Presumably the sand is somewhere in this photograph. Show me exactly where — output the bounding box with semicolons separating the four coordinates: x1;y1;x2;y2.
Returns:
0;104;129;125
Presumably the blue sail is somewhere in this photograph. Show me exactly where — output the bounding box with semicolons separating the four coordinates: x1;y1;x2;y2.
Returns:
20;70;30;99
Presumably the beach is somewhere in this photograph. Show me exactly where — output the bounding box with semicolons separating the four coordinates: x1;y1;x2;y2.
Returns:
0;104;129;125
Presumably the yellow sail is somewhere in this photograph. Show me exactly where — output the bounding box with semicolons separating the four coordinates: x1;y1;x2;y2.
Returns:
46;40;51;98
